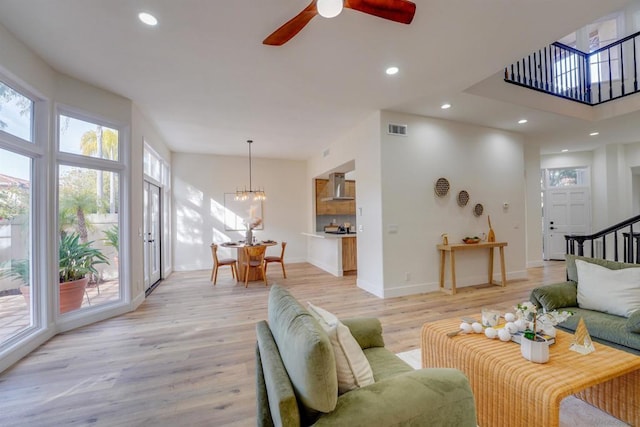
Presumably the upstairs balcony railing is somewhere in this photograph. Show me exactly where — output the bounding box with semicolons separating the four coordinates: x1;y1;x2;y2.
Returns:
505;31;640;105
565;214;640;263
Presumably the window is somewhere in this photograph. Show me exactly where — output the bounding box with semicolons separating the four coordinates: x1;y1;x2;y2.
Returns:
59;114;119;161
588;18;621;83
0;78;36;349
545;167;589;188
57;113;123;314
0;80;34;142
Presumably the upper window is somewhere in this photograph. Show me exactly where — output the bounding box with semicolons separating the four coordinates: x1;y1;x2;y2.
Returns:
0;80;34;142
545;167;589;188
59;115;119;161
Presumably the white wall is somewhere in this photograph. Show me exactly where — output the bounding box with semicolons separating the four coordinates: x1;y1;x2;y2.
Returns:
307;111;385;296
131;105;173;299
379;111;527;297
172;153;308;271
524;141;543;267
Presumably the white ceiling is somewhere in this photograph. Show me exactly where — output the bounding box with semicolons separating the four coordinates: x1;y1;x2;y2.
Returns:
0;0;635;159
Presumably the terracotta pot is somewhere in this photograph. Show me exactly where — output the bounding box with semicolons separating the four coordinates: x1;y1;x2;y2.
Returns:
19;277;88;313
59;277;89;313
19;285;30;306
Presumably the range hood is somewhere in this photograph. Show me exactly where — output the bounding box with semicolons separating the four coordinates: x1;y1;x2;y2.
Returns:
322;172;354;201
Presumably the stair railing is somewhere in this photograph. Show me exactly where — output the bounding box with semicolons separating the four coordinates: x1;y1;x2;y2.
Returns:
505;31;640;106
565;214;640;263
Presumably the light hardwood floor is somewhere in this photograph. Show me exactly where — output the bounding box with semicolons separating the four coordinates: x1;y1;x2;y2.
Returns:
0;261;566;426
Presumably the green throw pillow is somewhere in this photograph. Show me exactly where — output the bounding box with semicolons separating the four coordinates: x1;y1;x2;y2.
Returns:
565;254;640;283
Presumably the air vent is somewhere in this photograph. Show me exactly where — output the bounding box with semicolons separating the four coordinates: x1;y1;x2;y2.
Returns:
388;123;407;136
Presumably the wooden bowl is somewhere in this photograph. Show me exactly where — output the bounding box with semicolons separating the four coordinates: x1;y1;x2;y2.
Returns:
462;238;481;244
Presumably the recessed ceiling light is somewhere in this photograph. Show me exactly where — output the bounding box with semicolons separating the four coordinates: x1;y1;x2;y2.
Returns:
518;119;528;124
441;103;451;110
385;66;399;75
138;12;158;26
590;131;599;136
561;149;569;152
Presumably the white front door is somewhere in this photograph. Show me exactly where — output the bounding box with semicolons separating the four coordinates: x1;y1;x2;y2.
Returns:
144;181;161;290
543;187;591;260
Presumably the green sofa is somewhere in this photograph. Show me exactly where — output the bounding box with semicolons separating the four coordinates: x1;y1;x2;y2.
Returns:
256;285;477;426
529;254;640;355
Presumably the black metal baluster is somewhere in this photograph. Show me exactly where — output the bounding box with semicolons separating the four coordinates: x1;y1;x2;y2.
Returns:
608;48;613;100
534;51;539;88
585;50;592;103
620;42;625;97
614;231;619;261
631;224;636;263
517;60;521;83
634;37;638;92
553;46;562;93
602;236;606;259
598;52;602;103
528;55;532;85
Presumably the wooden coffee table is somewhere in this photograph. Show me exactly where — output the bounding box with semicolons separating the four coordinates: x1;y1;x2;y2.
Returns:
421;318;640;427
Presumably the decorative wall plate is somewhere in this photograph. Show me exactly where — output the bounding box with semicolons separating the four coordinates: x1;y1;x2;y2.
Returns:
434;177;450;197
457;190;470;207
473;203;484;217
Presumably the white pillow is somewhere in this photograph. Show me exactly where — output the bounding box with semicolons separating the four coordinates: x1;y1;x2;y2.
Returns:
307;302;374;394
576;259;640;317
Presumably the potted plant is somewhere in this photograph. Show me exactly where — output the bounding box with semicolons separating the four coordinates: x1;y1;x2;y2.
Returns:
59;232;109;313
515;302;572;363
103;224;119;269
0;258;30;300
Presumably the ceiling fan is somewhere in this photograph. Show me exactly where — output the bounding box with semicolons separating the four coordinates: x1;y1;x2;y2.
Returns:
263;0;416;46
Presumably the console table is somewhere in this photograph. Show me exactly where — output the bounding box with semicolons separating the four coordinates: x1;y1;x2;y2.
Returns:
436;241;507;294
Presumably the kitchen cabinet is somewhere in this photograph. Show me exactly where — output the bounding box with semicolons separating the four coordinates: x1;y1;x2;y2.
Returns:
315;179;356;216
342;236;357;273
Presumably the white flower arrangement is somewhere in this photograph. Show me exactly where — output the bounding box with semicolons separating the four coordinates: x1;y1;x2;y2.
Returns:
515;301;573;340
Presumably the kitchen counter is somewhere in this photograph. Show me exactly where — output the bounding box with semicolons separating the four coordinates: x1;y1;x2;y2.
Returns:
303;232;357;276
302;232;357;239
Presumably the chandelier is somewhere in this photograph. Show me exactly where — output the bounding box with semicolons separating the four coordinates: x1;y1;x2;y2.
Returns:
235;139;266;201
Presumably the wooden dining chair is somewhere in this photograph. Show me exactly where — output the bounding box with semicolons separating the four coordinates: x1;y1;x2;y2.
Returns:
264;241;287;279
242;245;268;287
210;244;238;285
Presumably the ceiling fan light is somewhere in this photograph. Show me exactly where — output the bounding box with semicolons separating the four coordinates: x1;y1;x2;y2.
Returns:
317;0;343;18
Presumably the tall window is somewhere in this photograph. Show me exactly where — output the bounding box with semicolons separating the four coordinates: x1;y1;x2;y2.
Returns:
559;15;622;85
0;79;37;348
57;112;123;314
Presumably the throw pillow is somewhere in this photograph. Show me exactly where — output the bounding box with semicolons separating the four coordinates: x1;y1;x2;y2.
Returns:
627;309;640;333
576;259;640;317
566;254;640;282
307;302;375;394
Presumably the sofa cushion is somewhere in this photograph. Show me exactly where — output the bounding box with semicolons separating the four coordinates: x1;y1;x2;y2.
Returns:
627;309;640;333
576;259;640;317
566;254;640;282
558;307;640;353
530;281;577;311
267;285;338;413
307;303;375;394
363;347;414;382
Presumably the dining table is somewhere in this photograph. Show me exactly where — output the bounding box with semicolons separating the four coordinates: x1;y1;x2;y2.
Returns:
220;240;278;281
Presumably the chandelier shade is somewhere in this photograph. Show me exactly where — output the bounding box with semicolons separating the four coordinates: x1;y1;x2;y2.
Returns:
235;140;266;201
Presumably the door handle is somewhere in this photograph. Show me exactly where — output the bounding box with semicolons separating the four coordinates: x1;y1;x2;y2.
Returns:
147;239;155;243
549;227;556;230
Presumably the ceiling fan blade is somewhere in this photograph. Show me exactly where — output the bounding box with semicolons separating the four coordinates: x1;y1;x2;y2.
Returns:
263;1;319;46
344;0;416;24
